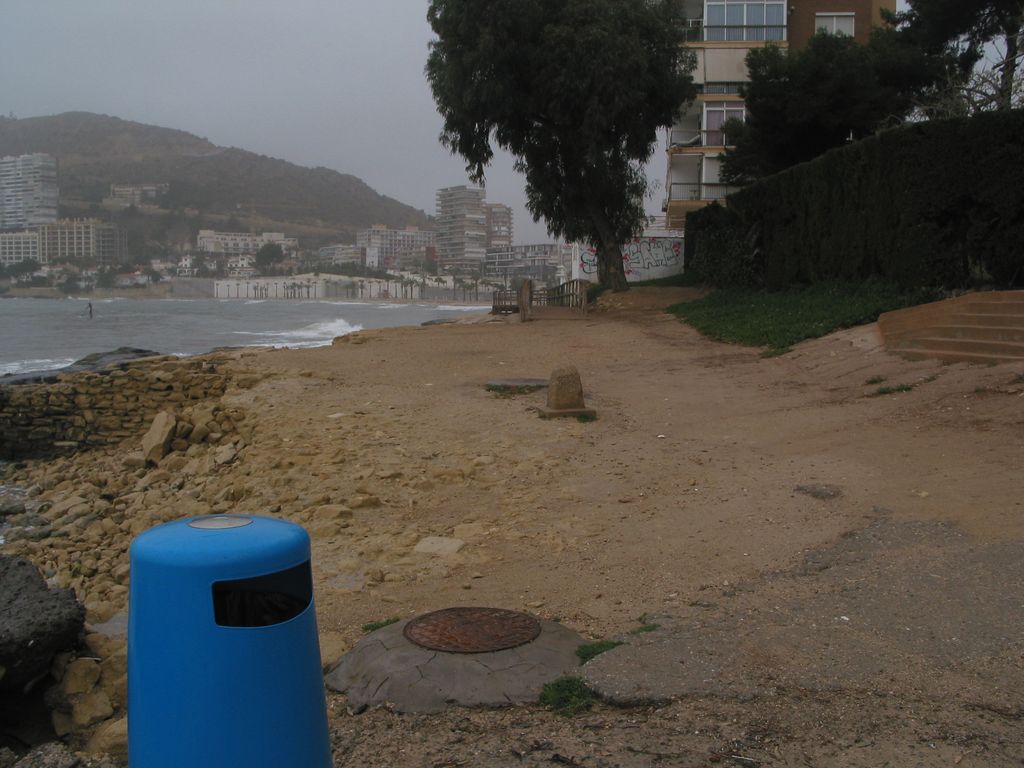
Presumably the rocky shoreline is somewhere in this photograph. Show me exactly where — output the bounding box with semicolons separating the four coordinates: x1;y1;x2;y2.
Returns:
0;345;270;761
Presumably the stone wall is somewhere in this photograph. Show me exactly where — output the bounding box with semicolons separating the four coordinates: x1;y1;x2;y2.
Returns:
0;356;234;460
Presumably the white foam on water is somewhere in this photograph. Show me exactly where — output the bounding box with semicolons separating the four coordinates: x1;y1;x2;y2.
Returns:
434;304;490;312
0;357;78;376
231;317;362;348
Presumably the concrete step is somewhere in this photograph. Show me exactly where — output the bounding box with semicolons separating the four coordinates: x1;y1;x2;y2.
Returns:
895;348;1024;365
898;337;1024;357
899;325;1024;343
959;299;1024;313
947;312;1024;328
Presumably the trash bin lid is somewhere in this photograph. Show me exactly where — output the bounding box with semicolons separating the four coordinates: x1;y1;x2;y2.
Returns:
130;515;310;577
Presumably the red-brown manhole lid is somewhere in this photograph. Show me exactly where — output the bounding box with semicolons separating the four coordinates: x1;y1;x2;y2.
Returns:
403;607;542;654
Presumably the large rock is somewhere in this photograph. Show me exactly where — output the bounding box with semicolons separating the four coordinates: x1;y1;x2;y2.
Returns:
538;365;597;420
85;716;128;762
0;556;85;692
413;536;465;556
141;411;176;465
547;366;586;410
0;347;160;385
10;743;78;768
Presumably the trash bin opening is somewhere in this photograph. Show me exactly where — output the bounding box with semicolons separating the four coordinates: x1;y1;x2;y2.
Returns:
212;560;313;627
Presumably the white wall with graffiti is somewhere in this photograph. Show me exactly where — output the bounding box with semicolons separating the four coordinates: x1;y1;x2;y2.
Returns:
573;235;684;283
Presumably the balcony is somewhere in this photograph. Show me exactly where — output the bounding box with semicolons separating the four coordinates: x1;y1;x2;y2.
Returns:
668;182;741;203
682;17;786;43
669;129;733;151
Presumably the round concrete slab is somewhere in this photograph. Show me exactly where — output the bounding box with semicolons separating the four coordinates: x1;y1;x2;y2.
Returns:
325;616;584;714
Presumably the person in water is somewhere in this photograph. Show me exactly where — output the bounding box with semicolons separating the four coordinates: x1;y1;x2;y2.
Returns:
87;302;93;319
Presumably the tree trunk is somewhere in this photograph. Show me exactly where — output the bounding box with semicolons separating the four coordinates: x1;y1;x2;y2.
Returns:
597;240;629;292
999;15;1022;111
588;204;629;292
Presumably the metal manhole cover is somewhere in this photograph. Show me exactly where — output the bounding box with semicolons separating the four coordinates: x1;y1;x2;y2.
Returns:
404;607;542;653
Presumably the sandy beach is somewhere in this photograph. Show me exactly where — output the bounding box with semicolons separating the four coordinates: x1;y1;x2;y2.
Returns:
4;286;1024;766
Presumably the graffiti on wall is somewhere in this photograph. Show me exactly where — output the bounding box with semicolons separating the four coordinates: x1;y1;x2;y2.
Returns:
578;237;684;282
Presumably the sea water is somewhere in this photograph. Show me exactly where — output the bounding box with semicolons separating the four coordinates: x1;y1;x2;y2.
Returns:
0;297;488;376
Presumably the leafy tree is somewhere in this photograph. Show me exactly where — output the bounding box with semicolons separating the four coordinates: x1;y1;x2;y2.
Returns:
255;242;285;275
722;31;945;183
58;275;80;295
5;259;40;279
426;0;696;291
890;0;1024;112
96;269;116;289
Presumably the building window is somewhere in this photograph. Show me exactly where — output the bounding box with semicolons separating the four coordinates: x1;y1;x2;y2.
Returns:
705;1;786;42
703;101;746;146
816;13;855;36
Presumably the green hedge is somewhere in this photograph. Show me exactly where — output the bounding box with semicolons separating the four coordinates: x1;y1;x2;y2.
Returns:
685;110;1024;289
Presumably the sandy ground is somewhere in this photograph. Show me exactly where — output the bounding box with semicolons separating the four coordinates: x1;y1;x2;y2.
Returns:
7;286;1024;765
215;286;1021;766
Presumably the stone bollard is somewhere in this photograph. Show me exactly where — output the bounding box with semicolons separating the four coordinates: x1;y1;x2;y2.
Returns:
538;365;597;419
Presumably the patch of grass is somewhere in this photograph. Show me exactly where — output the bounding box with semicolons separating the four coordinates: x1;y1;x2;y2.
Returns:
874;383;914;396
629;623;661;635
485;383;543;397
361;617;400;633
576;640;623;664
539;676;594;716
667;280;940;354
760;346;792;358
865;375;886;385
576;413;598;423
629;272;704;288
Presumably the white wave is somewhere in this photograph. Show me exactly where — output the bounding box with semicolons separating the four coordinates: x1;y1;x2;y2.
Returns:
244;300;266;305
231;318;363;347
434;304;490;312
0;357;77;376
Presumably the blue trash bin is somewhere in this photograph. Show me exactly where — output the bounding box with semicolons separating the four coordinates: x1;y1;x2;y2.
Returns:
128;515;332;768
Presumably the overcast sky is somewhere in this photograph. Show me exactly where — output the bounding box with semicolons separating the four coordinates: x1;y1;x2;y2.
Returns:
1;2;913;245
1;0;671;244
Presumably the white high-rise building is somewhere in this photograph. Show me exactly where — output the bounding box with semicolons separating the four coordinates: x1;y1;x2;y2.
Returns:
0;154;58;231
435;185;487;273
356;225;435;270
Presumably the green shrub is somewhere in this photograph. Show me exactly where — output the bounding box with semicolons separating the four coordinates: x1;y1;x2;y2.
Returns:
685;112;1024;290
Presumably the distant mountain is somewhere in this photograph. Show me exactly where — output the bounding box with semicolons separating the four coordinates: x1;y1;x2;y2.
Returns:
0;112;429;242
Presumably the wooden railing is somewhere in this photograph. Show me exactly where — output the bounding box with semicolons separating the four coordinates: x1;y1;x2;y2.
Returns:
492;289;519;314
491;279;591;317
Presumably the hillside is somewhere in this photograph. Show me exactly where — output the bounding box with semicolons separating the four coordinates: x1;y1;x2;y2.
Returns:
0;112;429;243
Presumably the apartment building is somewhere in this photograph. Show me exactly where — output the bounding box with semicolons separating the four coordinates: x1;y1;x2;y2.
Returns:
355;225;435;270
0;230;40;267
197;230;298;255
0;153;58;231
435;186;487;273
105;183;170;207
37;219;128;267
318;244;365;265
484;243;574;286
664;0;895;228
484;203;514;249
